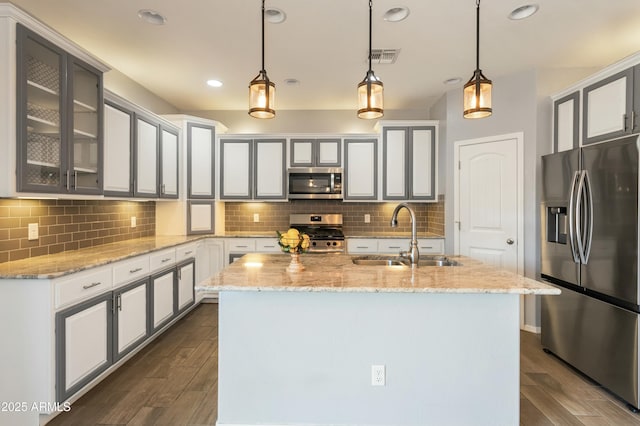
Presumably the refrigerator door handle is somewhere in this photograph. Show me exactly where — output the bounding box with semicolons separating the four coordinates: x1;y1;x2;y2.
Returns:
582;170;594;263
575;170;588;263
568;170;580;263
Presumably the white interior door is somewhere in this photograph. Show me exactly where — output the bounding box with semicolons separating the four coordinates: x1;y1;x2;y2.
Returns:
456;135;521;273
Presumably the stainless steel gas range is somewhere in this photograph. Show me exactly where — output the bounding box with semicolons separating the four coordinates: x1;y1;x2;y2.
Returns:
289;214;344;253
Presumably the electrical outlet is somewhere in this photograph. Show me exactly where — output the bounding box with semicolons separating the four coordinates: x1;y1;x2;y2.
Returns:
364;214;371;223
371;364;385;386
131;216;137;228
27;223;39;241
253;213;260;223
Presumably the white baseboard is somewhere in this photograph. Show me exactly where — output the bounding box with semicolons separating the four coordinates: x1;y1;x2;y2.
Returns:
521;324;540;334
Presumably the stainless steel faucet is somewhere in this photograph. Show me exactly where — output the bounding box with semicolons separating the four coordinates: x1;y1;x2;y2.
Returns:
390;202;419;266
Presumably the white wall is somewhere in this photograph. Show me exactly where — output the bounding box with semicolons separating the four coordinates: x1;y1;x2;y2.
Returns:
182;108;429;134
433;67;600;330
104;68;179;114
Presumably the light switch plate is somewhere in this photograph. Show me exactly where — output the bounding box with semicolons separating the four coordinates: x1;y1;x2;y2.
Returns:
253;213;260;223
28;223;38;241
364;214;371;223
131;216;137;228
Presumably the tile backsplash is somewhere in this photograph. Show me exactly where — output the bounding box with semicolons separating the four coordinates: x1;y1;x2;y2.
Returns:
0;199;155;264
225;197;445;236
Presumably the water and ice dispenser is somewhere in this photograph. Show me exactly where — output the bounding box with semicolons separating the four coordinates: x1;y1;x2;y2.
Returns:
546;207;567;244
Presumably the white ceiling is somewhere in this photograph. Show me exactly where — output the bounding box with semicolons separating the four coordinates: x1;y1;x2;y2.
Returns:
8;0;640;113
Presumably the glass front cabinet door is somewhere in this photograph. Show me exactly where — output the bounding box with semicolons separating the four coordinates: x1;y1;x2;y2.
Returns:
16;24;103;195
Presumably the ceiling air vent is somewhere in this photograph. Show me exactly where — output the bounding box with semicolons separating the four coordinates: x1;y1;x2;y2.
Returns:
369;49;400;64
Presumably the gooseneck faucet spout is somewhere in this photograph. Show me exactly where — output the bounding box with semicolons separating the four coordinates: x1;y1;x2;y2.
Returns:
390;202;419;266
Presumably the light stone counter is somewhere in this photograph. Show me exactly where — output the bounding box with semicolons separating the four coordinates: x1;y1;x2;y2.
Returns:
0;235;203;279
197;252;559;295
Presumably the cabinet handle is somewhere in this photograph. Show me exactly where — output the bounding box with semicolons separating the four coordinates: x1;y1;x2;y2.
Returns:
184;250;193;256
262;245;275;248
421;246;433;249
161;257;172;263
178;268;182;280
129;267;143;274
356;246;370;249
117;294;122;312
632;111;637;132
66;171;70;190
161;183;166;194
388;246;401;249
82;282;101;290
624;114;629;132
74;171;78;189
235;245;248;249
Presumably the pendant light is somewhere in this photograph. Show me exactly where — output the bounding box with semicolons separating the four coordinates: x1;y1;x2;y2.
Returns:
357;0;384;119
463;0;492;119
249;0;275;119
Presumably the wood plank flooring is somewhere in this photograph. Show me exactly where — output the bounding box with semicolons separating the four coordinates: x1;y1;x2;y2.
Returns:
48;303;640;425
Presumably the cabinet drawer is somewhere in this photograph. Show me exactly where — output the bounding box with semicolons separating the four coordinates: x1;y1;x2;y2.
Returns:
377;239;408;254
55;267;113;309
176;243;198;261
346;239;378;253
256;238;281;253
150;248;176;272
226;239;256;253
418;239;444;254
113;256;150;287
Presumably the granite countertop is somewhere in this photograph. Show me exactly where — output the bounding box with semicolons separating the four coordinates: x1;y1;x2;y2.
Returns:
197;253;559;295
0;235;203;279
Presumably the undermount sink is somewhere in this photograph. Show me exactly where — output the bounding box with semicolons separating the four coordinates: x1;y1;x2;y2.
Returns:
351;255;460;267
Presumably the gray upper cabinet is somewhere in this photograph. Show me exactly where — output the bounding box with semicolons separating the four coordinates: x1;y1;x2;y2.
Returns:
382;126;437;201
134;114;159;197
220;138;286;200
220;139;252;200
103;100;133;196
290;138;341;167
553;91;580;152
187;123;215;199
16;23;103;195
344;139;377;200
582;67;636;145
159;126;179;199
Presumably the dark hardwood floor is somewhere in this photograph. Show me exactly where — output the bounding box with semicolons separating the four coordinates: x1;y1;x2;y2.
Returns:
48;303;640;425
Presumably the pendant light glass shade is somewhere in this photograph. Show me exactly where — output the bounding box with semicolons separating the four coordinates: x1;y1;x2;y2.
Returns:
249;0;275;119
463;0;492;119
249;71;275;119
357;0;384;119
463;70;492;118
357;70;384;119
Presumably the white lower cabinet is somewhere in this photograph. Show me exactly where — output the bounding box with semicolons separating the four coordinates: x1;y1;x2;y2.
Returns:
177;260;195;312
55;244;198;406
151;268;176;332
114;279;149;361
56;292;112;403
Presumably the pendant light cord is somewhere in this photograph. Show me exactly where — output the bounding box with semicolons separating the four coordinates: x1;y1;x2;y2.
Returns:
475;0;480;72
368;0;373;73
261;0;266;73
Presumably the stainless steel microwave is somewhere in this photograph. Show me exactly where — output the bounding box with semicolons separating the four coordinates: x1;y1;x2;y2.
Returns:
288;168;342;199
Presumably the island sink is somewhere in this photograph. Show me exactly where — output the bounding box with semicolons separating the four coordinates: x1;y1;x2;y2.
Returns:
351;254;460;267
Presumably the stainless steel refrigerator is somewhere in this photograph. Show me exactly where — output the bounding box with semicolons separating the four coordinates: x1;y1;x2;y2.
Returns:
540;134;640;410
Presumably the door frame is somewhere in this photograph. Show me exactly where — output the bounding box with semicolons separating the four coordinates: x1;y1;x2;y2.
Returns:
453;132;525;325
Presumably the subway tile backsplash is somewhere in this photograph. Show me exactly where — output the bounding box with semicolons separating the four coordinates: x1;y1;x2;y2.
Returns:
225;197;445;236
0;199;155;264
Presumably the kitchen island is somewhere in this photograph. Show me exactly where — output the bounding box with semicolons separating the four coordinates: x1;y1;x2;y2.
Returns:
197;253;559;426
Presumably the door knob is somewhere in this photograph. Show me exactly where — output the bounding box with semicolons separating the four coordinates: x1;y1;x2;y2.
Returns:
506;238;514;245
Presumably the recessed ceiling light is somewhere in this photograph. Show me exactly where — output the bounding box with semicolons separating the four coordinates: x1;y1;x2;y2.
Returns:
284;78;300;86
383;7;410;22
137;9;166;25
508;4;539;20
265;8;286;24
207;79;223;88
443;77;462;85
